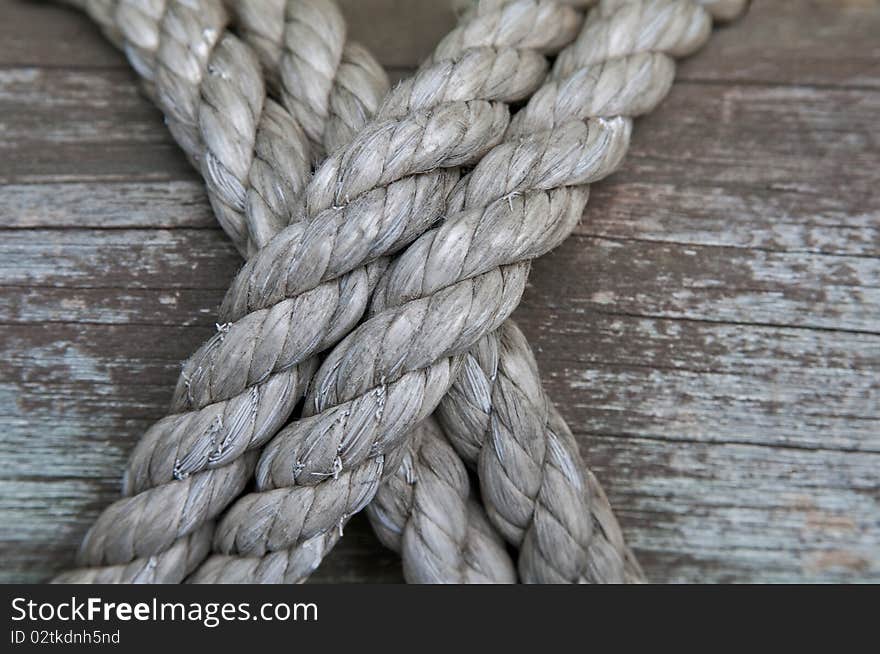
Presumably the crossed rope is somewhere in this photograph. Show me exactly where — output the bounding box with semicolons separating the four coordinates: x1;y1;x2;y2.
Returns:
53;0;748;584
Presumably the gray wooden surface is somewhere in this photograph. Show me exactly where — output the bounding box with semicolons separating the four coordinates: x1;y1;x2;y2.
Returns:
1;0;878;583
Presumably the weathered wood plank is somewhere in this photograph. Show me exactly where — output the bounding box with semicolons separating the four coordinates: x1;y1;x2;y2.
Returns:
4;225;875;331
581;434;880;582
0;286;224;327
621;85;880;195
4;1;879;90
0;0;452;71
532;235;879;332
5;75;877;257
677;0;880;89
586;178;880;258
515;304;880;453
0;0;123;68
0;181;214;229
339;0;457;69
583;83;880;258
3;319;874;582
0;0;878;584
0;67;194;183
0;319;403;583
0;228;237;290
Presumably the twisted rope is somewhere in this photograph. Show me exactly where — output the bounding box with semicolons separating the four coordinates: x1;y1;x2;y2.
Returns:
435;0;747;582
234;3;518;580
367;0;745;582
231;0;389;159
73;0;296;254
60;3;748;588
194;419;519;583
52;524;214;584
58;0;558;584
367;418;517;583
184;0;583;583
185;0;597;583
438;322;642;582
55;0;392;583
197;0;743;584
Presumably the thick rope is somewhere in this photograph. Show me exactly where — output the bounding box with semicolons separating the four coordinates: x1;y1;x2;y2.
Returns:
196;0;742;584
437;322;642;582
57;0;550;584
52;524;214;584
235;2;518;581
435;0;747;583
185;0;597;583
55;0;744;588
365;0;745;582
431;0;748;582
366;0;747;582
54;0;391;583
182;0;578;583
231;0;389;159
366;418;517;583
193;420;518;583
71;0;300;254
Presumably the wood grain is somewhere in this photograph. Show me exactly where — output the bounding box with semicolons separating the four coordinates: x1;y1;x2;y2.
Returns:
0;0;877;583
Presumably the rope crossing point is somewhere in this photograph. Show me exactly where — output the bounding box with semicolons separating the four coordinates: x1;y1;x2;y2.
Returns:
57;0;523;583
54;0;749;584
191;0;747;584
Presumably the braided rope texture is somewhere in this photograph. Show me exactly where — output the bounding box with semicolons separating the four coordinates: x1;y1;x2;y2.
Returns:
56;0;748;583
74;0;389;255
437;322;639;582
182;0;744;584
432;0;748;583
367;418;517;583
226;2;510;579
58;0;537;583
55;0;396;583
370;0;747;583
187;0;599;582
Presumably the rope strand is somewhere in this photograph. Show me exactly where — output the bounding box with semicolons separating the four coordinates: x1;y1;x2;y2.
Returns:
200;0;742;583
54;0;389;582
187;0;595;583
367;418;517;583
57;0;527;583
